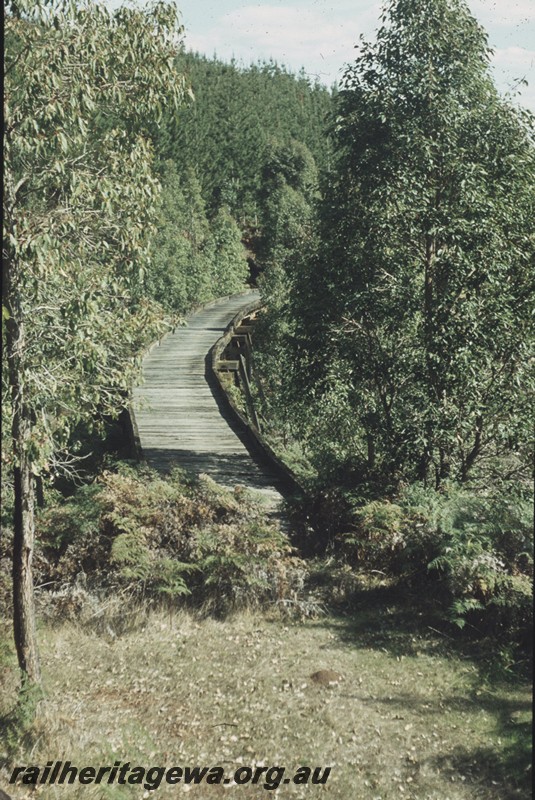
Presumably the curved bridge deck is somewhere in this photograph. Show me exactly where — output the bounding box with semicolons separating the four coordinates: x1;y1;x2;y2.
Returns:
132;292;285;512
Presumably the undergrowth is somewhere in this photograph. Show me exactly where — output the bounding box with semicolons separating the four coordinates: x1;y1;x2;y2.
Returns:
288;481;533;652
10;464;307;622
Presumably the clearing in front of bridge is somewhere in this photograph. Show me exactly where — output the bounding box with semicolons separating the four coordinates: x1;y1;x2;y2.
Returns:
0;600;530;800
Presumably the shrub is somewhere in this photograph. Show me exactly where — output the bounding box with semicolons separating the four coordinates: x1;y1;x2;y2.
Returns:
426;491;533;640
187;519;305;615
34;464;306;617
335;483;533;644
338;486;444;575
346;500;406;570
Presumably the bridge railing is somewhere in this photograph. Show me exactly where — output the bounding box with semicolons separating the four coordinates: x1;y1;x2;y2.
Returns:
210;302;304;497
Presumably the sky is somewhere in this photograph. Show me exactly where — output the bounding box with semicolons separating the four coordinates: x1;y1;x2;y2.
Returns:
171;0;535;111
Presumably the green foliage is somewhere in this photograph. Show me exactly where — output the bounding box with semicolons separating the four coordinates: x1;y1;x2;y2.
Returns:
252;140;321;444
38;483;100;550
4;0;186;476
146;163;213;312
254;0;534;497
158;54;332;223
111;532;193;599
34;466;305;613
207;206;250;296
146;162;249;315
256;139;318;265
188;518;301;614
261;138;319;197
426;491;533;635
334;0;534;487
349;500;406;564
335;483;533;644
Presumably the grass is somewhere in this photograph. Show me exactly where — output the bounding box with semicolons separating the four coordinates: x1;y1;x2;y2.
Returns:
0;599;531;800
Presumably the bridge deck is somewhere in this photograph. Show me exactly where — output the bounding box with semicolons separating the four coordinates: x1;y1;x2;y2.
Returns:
132;292;284;512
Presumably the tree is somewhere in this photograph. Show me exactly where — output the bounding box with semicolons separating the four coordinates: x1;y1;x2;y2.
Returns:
146;163;249;314
291;0;534;489
3;0;185;688
206;206;249;296
147;163;213;313
253;140;320;439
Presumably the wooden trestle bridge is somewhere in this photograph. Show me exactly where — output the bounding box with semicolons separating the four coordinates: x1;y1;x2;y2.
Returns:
131;291;286;513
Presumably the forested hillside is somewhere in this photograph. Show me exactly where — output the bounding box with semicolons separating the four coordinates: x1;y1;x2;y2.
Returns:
144;53;332;312
1;1;532;796
156;53;332;220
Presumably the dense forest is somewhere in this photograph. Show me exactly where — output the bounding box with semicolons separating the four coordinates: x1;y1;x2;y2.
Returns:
144;52;332;313
1;0;533;795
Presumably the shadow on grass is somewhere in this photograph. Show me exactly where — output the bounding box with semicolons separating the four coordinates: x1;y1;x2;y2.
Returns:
325;582;531;674
429;738;532;800
319;584;532;799
365;690;530;796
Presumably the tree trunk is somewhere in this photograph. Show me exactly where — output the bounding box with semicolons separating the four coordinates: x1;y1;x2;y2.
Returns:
461;417;483;482
5;248;41;687
366;432;375;471
12;422;40;685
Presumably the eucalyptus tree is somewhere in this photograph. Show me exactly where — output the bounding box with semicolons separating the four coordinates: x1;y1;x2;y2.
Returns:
253;139;320;438
298;0;534;488
3;0;185;687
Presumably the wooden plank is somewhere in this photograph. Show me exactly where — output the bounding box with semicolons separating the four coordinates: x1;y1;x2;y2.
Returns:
239;353;261;432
